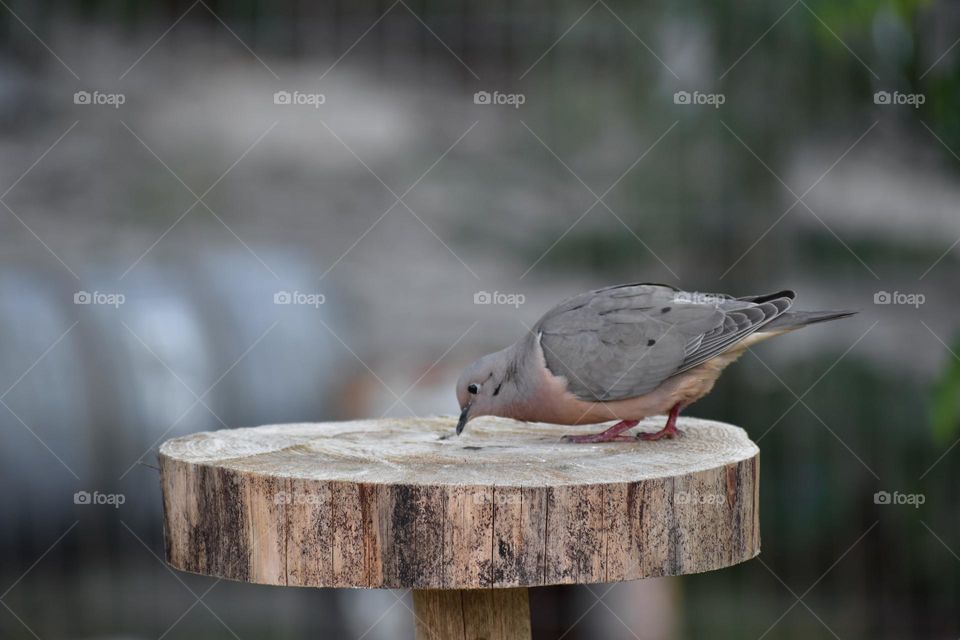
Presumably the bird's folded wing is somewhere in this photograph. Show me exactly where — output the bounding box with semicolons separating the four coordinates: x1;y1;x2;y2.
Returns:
536;283;793;402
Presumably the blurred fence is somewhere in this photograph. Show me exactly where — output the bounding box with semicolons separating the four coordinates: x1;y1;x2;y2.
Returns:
1;1;959;638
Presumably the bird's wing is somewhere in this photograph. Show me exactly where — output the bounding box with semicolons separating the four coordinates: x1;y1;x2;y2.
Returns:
535;283;794;401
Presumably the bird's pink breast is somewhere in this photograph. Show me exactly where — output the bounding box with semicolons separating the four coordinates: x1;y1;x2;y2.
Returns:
505;336;732;425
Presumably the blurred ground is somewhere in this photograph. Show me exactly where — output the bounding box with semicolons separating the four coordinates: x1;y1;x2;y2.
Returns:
1;1;959;638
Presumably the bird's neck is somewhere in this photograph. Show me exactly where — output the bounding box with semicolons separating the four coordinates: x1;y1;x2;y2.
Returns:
488;334;542;420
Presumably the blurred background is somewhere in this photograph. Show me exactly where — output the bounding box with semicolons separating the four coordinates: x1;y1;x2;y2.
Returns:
0;0;958;638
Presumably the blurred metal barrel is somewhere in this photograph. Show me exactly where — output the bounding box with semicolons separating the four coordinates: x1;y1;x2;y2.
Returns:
0;249;347;545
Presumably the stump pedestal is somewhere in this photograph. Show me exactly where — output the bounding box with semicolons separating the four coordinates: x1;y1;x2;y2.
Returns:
159;416;760;639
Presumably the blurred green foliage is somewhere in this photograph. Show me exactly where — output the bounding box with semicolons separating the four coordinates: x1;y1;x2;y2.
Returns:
930;339;960;444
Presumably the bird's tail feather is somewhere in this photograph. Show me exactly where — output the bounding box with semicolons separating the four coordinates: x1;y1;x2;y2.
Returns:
761;309;858;332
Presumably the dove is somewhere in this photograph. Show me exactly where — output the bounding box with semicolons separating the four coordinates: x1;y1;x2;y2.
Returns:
455;283;855;442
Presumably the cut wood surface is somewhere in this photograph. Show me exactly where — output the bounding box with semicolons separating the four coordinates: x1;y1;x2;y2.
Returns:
159;416;760;589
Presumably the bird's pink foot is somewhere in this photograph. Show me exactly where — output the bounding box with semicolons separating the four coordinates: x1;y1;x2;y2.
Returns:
562;419;639;443
637;404;683;441
636;423;681;440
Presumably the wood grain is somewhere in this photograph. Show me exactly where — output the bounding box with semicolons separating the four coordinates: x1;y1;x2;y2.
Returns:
159;416;760;589
413;588;531;640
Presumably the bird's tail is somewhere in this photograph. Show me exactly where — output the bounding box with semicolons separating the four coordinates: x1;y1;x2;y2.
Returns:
761;309;858;332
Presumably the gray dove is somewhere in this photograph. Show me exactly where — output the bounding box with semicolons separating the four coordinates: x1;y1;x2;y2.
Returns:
455;283;855;442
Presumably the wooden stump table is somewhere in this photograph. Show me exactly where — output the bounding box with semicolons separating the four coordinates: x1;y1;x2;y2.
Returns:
159;416;760;639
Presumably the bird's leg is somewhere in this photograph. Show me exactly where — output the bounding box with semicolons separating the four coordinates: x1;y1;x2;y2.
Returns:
561;419;640;443
637;403;683;441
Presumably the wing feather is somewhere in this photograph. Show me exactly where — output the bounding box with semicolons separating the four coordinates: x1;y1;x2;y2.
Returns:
536;284;794;401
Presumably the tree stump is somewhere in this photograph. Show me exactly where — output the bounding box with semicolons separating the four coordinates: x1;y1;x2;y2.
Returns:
159;416;760;639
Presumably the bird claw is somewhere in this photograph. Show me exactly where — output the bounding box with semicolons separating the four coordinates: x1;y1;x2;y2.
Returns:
561;419;640;443
636;427;682;441
561;433;636;444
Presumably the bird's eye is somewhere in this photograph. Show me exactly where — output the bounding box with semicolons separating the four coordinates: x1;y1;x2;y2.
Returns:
467;383;479;394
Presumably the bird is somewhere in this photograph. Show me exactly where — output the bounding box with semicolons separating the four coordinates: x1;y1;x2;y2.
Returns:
455;283;855;442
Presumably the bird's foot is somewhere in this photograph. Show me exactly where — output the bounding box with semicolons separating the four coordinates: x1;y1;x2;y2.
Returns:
562;433;637;443
636;423;682;441
637;403;683;441
562;419;639;443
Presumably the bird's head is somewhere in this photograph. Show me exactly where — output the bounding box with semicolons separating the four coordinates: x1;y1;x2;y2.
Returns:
455;348;514;435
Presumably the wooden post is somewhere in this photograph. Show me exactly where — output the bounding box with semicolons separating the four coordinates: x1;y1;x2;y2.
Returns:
413;588;531;640
159;416;760;634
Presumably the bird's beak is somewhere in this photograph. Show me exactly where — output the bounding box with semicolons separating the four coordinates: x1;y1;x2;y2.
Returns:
456;402;472;435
